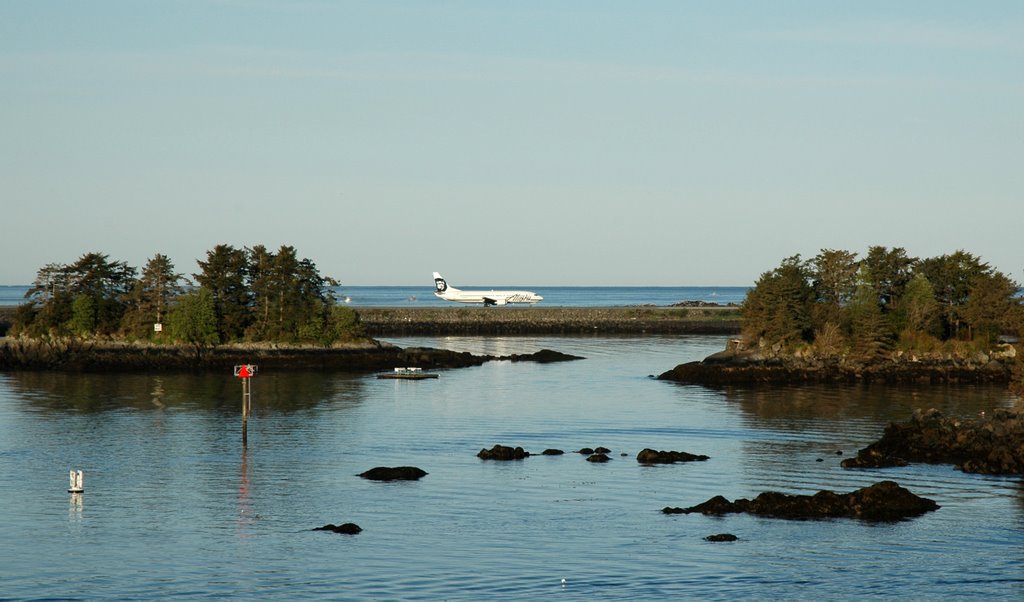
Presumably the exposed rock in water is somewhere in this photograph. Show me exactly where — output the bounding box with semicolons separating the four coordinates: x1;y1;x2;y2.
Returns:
314;523;362;534
662;480;939;522
704;533;738;542
498;349;584;363
577;448;595;455
478;444;529;460
586;453;611;463
541;449;564;455
842;408;1024;474
637;448;710;464
358;466;428;481
671;300;738;308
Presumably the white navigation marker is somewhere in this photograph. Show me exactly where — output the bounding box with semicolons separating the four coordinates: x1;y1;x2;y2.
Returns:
68;469;84;493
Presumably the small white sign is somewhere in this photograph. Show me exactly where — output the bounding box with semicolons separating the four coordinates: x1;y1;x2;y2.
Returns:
153;323;163;332
233;364;258;377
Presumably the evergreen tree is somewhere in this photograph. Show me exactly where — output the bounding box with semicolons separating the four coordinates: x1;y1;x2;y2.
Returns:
70;294;97;336
167;288;220;350
917;250;991;339
897;272;941;337
67;252;137;334
271;245;302;337
20;253;135;336
812;249;859;306
741;255;815;348
861;246;916;312
295;256;334;337
194;245;251;342
122;254;185;337
246;245;276;339
962;271;1020;346
810;248;859;328
245;245;337;343
21;263;75;336
847;273;895;361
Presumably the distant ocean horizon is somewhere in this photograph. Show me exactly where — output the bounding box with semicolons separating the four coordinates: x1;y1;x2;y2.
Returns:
0;284;748;308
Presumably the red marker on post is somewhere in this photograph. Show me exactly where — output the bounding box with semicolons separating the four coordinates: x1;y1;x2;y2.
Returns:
234;365;257;445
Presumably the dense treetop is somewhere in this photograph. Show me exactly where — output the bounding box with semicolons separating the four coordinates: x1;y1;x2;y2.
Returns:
742;246;1022;360
12;246;364;346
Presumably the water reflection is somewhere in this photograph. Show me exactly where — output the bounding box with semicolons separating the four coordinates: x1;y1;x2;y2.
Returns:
716;383;1019;427
5;371;368;415
237;448;255;536
151;377;165;409
69;491;83;515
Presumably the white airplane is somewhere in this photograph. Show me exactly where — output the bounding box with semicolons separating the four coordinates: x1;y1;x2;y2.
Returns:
433;272;542;306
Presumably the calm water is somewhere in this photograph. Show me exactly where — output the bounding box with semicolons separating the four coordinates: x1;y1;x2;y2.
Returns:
1;335;1022;600
0;284;747;308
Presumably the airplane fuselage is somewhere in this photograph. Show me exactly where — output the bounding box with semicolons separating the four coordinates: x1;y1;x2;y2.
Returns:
433;273;542;306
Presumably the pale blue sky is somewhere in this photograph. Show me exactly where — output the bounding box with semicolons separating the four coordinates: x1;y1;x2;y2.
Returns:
2;1;1022;286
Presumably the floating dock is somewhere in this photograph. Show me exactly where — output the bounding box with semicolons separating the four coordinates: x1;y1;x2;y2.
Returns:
377;367;439;380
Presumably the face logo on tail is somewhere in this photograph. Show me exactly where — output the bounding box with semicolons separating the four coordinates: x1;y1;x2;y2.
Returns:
433;273;447;293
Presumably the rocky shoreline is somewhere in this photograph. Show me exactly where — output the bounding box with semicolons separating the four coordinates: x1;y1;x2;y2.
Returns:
658;340;1018;386
0;305;739;338
842;407;1024;475
356;306;740;335
0;337;582;373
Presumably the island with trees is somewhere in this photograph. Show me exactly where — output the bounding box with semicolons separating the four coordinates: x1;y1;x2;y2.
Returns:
659;246;1023;392
0;245;491;371
7;245;363;345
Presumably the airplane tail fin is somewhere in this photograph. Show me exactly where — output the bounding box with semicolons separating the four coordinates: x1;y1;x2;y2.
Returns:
433;272;449;294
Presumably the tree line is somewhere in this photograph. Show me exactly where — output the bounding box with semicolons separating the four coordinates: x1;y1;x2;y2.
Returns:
741;247;1022;360
11;245;364;346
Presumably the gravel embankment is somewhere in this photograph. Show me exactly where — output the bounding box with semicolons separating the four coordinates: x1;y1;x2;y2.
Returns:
356;306;740;335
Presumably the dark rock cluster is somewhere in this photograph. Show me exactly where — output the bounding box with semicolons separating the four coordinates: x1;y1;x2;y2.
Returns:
842;408;1024;474
704;533;738;542
499;349;584;363
473;444;719;466
478;444;530;460
358;466;428;481
314;523;362;534
636;448;710;464
663;480;938;522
